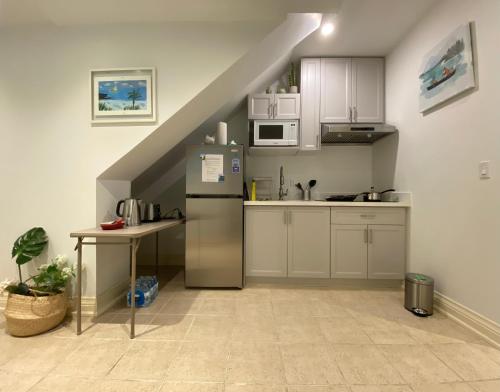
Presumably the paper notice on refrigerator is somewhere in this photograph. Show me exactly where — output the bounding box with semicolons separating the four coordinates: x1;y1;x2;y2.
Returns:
201;154;224;182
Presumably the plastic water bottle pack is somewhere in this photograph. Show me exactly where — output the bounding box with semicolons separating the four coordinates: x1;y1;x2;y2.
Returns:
127;276;159;307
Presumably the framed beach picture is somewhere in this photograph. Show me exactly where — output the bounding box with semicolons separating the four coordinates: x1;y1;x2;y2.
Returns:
90;67;156;124
419;23;475;112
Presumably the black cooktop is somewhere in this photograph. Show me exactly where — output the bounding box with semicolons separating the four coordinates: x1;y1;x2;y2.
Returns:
325;194;358;202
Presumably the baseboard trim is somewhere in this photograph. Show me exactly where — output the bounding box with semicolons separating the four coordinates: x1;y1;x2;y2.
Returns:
0;293;7;310
1;293;96;316
0;280;129;317
245;276;403;289
95;279;129;316
434;291;500;348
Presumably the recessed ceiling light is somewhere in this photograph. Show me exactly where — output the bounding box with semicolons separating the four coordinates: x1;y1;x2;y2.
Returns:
321;22;334;36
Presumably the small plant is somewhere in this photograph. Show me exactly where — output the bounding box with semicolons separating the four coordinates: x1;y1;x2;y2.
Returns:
10;227;48;294
288;62;297;88
3;227;75;296
31;255;75;294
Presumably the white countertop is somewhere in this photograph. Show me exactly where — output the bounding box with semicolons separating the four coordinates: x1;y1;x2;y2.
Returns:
244;200;411;208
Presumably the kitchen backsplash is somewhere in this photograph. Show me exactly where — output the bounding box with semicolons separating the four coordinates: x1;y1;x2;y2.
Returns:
245;145;373;200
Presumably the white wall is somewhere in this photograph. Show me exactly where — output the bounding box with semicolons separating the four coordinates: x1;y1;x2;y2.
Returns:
246;146;373;200
95;180;131;302
381;0;500;323
0;21;274;297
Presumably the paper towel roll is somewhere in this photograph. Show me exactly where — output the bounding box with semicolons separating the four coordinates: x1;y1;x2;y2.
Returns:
216;122;227;145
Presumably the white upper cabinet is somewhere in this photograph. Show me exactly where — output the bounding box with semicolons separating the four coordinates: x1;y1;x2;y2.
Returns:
275;94;301;119
320;58;352;123
352;58;384;123
319;57;384;123
248;94;274;120
248;93;300;120
300;58;321;151
287;207;330;278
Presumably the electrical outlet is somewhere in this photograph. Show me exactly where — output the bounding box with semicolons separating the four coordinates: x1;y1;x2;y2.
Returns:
479;160;491;179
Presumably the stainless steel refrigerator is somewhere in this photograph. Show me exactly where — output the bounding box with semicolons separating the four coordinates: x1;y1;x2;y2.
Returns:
185;144;244;288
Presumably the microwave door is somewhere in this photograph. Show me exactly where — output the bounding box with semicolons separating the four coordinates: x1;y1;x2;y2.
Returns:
255;123;286;146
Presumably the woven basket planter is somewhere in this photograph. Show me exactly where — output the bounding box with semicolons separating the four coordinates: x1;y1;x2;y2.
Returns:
4;292;67;337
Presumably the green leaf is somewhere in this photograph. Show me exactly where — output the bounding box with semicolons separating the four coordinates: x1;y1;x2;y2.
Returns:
12;227;48;266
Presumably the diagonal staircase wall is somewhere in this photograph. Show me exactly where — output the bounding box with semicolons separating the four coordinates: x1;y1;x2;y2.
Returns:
98;14;322;182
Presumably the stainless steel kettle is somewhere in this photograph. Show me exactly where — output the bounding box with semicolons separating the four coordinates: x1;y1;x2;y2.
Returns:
116;199;142;226
144;203;162;222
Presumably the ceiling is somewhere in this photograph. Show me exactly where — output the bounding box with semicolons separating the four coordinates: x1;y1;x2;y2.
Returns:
0;0;437;56
0;0;339;26
293;0;438;57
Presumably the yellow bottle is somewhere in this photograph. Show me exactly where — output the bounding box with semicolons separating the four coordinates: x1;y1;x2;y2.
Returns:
251;180;257;201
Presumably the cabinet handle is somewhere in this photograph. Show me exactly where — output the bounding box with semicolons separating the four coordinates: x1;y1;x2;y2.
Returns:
349;107;352;122
288;211;292;224
364;228;368;243
274;103;277;118
316;134;320;148
368;229;373;244
268;103;272;118
360;214;376;219
283;210;287;225
353;106;358;122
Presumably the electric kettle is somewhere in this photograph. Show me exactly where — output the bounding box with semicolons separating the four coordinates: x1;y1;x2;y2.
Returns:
116;199;142;226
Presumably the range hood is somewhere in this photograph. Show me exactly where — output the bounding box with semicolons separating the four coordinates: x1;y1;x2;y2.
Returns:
321;123;397;144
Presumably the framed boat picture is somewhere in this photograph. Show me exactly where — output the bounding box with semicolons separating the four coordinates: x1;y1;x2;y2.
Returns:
419;23;475;112
90;67;156;124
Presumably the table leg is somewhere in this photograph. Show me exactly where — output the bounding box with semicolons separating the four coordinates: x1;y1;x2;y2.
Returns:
76;237;83;335
130;238;141;339
155;232;159;277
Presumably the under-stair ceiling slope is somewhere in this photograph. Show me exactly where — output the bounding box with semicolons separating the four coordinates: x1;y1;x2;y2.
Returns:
292;0;437;58
132;51;291;200
99;13;323;182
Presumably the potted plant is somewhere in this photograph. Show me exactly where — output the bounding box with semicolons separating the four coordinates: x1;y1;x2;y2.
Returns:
1;227;75;337
288;62;298;93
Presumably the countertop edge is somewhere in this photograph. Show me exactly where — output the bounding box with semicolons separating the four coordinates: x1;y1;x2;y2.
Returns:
244;201;411;208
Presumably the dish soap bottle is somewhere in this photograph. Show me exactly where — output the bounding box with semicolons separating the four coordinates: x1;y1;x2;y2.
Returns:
251;180;257;201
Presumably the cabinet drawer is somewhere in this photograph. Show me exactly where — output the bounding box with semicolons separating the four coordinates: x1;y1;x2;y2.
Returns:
331;207;405;225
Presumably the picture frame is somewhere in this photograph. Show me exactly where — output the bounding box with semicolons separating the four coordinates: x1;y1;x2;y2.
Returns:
90;67;157;124
418;23;475;113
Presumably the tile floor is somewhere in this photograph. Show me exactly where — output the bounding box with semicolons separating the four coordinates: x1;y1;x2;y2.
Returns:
0;268;499;392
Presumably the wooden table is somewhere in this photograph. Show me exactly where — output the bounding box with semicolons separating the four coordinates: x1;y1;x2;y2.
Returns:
70;220;183;338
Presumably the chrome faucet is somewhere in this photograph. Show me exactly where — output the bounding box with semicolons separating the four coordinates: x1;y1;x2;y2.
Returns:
278;165;288;200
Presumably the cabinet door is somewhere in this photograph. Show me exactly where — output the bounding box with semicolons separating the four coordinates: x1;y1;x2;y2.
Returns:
300;58;321;150
352;58;384;123
275;93;300;119
331;224;368;278
245;207;288;277
367;225;405;279
287;207;330;278
320;58;352;123
248;94;273;119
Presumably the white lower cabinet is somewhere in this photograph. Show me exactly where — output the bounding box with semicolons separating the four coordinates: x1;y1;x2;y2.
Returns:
368;225;405;279
245;206;330;278
246;206;406;280
287;207;330;278
331;224;367;278
331;222;406;279
245;207;287;277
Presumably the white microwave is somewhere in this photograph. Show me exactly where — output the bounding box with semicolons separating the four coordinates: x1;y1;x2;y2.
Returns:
254;120;298;146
